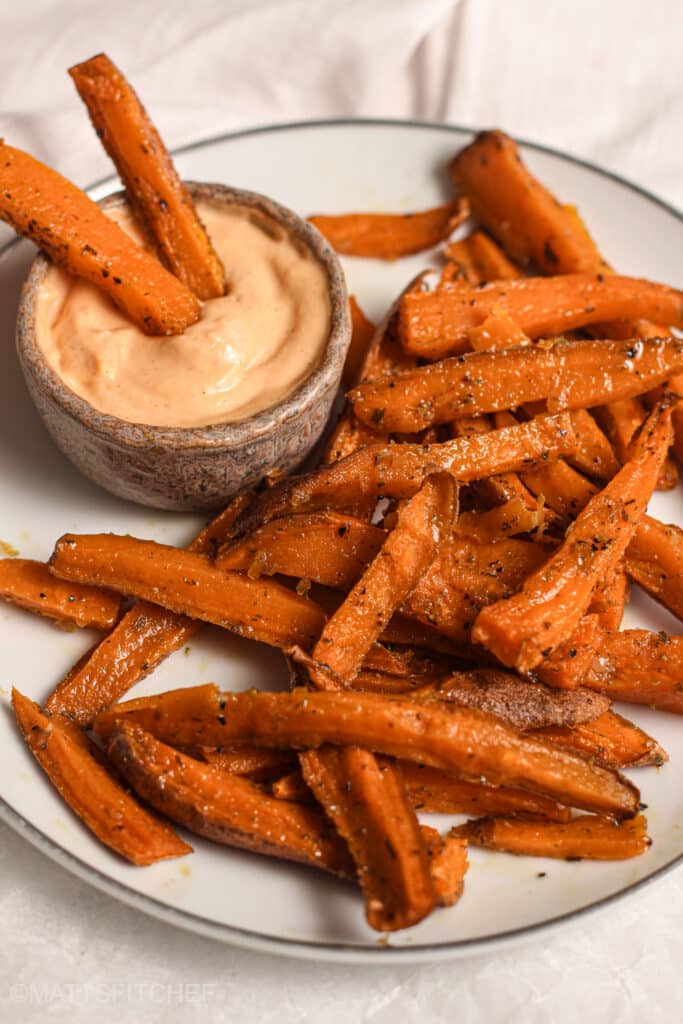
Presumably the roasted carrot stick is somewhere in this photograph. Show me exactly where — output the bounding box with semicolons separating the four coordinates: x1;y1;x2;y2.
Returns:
0;142;200;334
350;337;683;433
467;307;531;351
624;515;683;623
472;402;673;673
198;746;296;781
342;296;377;389
454;496;542;541
402;764;570;821
425;830;469;907
588;569;629;631
444;229;522;282
93;686;640;818
412;669;610;732
531;711;667;769
70;53;225;300
534;615;604;691
563;409;620;482
12;690;191;865
308;199;468;259
520;458;598;520
450;131;607;273
300;746;436;931
398;275;683;360
107;723;354;878
451;813;649;861
49;534;326;651
235;413;576;528
0;558;121;630
308;473;456;687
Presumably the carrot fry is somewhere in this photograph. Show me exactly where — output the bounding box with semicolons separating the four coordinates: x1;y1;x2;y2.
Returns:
342;296;377;389
301;747;436;931
93;687;641;819
350;337;683;433
444;229;522;282
564;409;620;482
197;746;296;782
309;199;468;260
412;669;611;732
454;496;542;542
423;829;468;907
107;723;354;878
534;615;604;691
450;813;649;861
48;534;326;651
272;770;312;802
624;514;683;623
70;53;225;300
397;275;683;360
450;131;607;273
472;402;673;673
12;690;191;865
308;473;456;687
0;141;200;334
467;307;531;351
520;458;598;520
588;569;630;631
531;711;667;769
0;558;121;630
235;413;577;529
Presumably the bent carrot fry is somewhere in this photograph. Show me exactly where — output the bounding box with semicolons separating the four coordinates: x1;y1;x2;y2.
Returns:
451;813;649;860
531;711;667;769
342;296;377;389
12;690;190;865
450;130;607;273
235;413;576;528
398;274;683;360
0;142;200;334
308;472;456;687
472;402;673;673
0;558;120;630
70;53;226;300
350;337;683;433
107;723;354;878
93;687;641;819
49;534;326;650
309;199;468;259
300;747;436;931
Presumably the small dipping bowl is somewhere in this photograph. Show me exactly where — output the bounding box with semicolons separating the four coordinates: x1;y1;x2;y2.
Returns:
16;183;351;511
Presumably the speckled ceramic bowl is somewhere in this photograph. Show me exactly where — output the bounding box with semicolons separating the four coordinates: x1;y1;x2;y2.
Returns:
16;183;350;511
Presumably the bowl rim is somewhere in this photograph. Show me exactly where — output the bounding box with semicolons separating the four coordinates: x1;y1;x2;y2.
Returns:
16;182;350;451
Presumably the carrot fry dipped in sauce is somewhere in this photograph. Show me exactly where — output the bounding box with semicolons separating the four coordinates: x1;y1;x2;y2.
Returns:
0;142;200;334
70;53;226;300
309;199;469;260
0;558;120;630
472;401;673;674
12;690;191;865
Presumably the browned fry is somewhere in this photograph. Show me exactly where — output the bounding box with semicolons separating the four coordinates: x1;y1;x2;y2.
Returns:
530;711;667;769
234;413;576;530
93;687;641;819
0;558;121;630
301;747;436;931
107;723;355;878
451;814;650;861
308;473;456;687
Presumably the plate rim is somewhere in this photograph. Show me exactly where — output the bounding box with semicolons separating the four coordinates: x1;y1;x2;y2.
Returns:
2;115;682;963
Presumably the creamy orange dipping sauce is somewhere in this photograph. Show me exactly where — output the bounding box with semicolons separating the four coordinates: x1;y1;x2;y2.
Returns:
34;200;331;427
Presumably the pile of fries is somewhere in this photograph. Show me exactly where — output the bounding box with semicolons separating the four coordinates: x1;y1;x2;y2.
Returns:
4;55;683;935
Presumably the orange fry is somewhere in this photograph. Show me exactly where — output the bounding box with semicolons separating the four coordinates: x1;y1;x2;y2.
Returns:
309;199;468;259
0;558;120;630
451;813;649;860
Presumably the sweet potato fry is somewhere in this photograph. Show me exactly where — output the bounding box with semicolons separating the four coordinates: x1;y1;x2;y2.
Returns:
451;813;649;860
444;229;521;282
70;53;226;300
0;558;121;630
412;669;611;731
198;746;296;781
423;829;468;907
397;275;683;360
624;515;683;623
93;687;641;818
0;141;200;334
308;473;456;687
48;534;326;651
235;413;576;528
531;711;667;769
308;199;468;259
342;296;377;389
301;747;436;931
450;131;607;273
472;402;672;673
350;337;683;433
107;723;354;878
12;690;191;865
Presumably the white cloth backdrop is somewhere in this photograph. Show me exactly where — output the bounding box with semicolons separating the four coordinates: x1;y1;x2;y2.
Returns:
1;1;683;1020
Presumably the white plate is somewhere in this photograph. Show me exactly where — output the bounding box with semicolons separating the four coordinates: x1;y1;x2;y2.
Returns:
1;119;683;964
